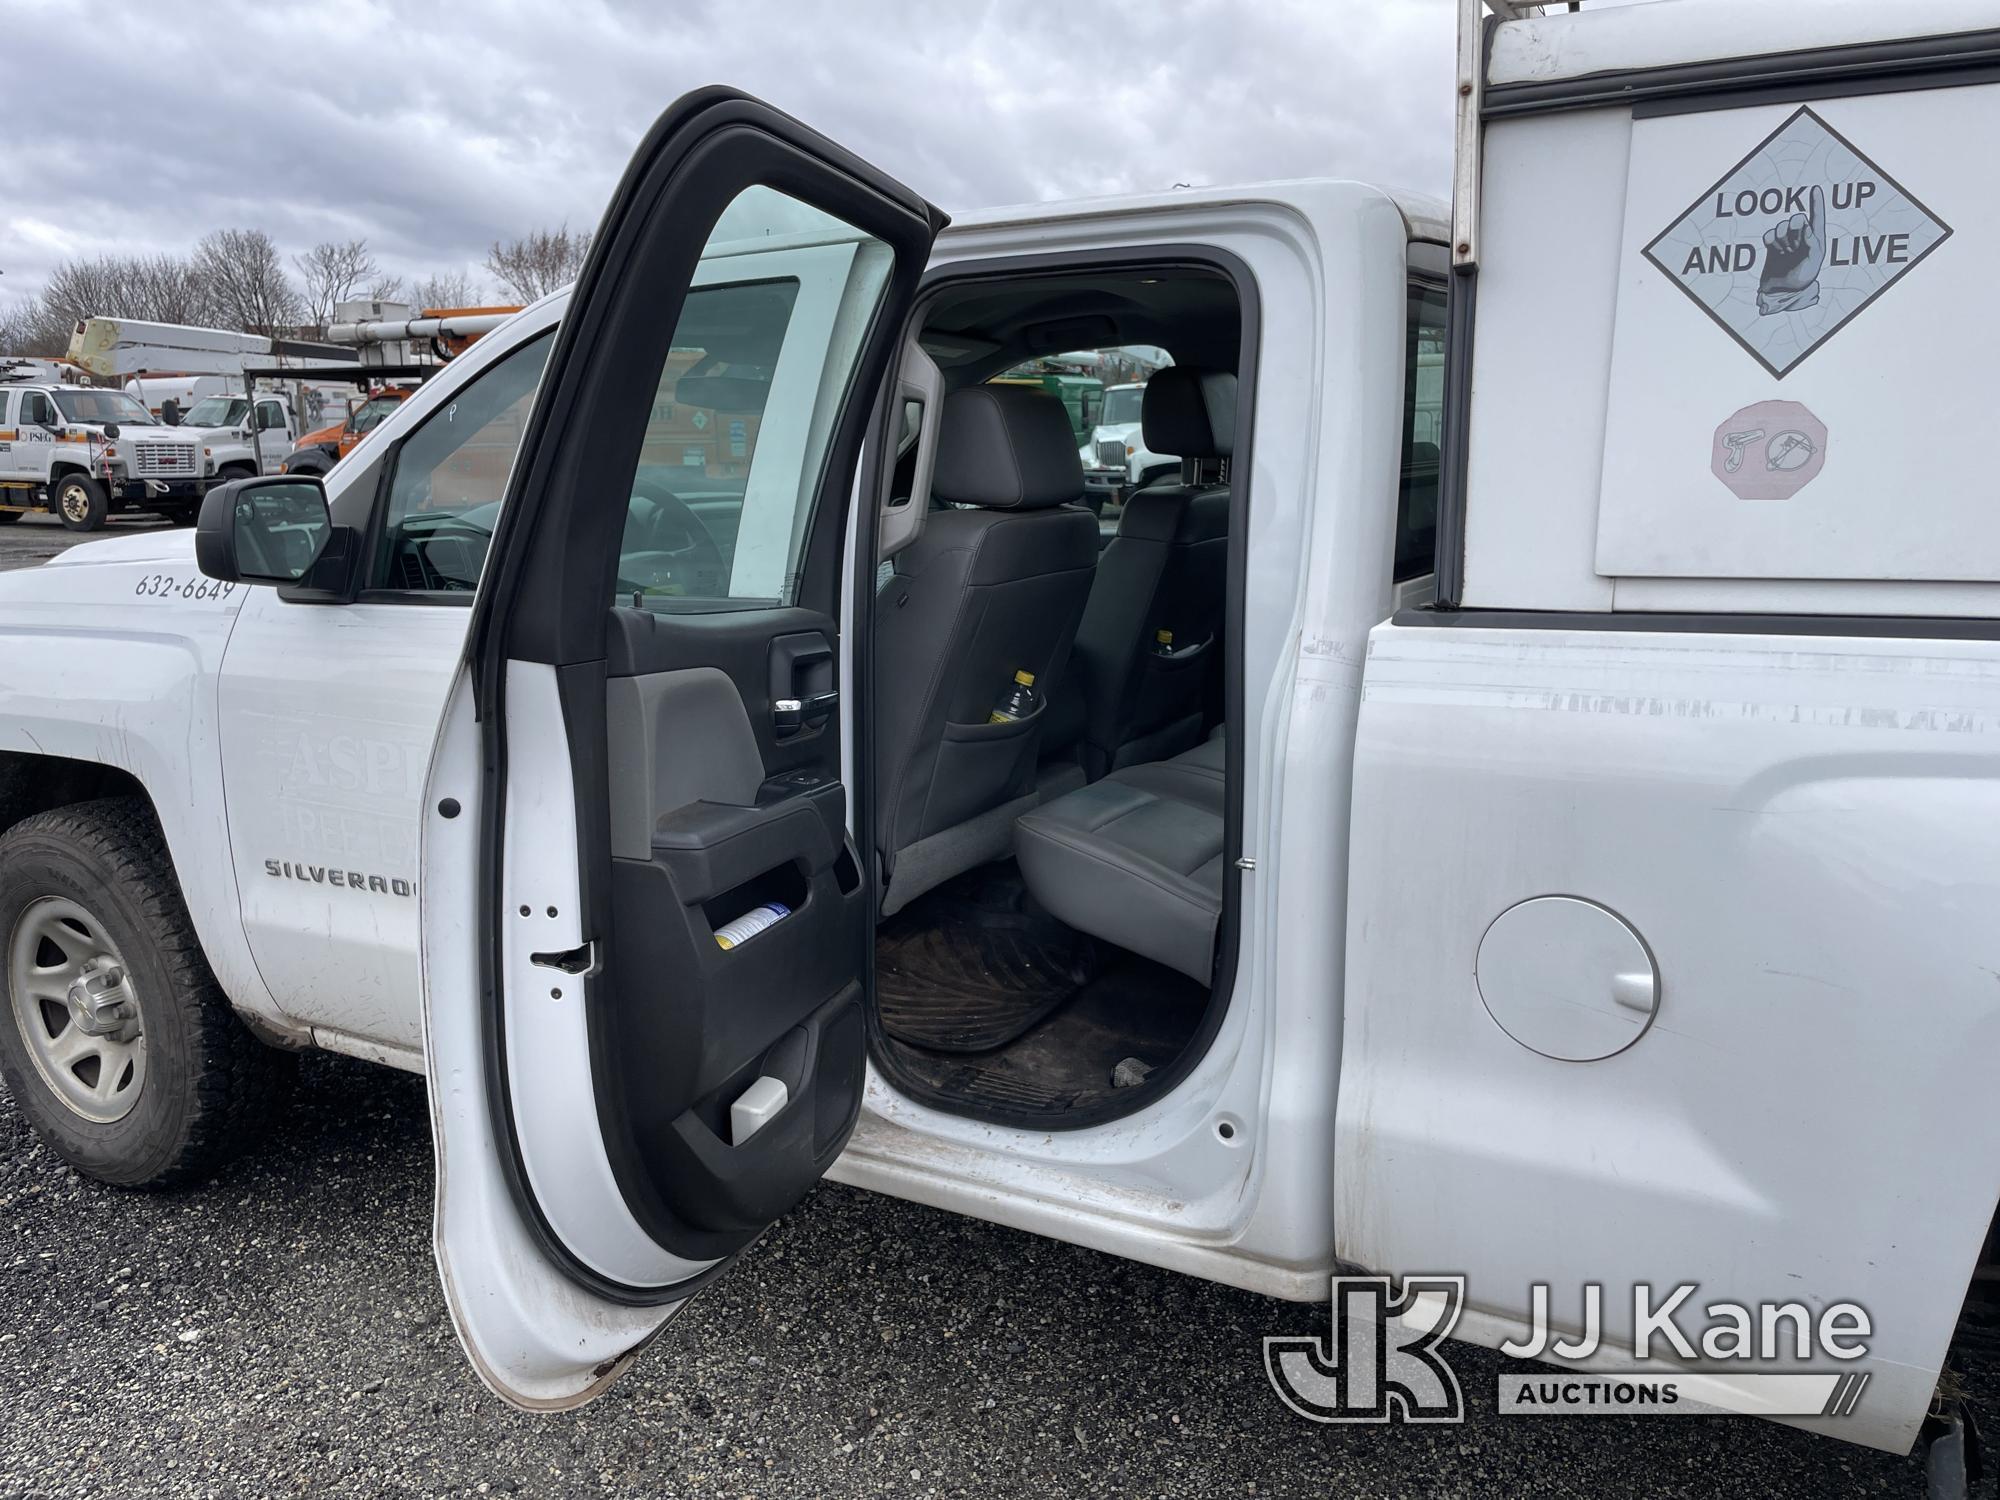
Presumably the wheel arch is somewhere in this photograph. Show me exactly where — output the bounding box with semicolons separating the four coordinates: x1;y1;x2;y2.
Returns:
0;750;150;838
0;749;303;1048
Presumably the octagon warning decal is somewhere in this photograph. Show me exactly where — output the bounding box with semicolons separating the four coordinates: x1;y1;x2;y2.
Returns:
1642;106;1951;377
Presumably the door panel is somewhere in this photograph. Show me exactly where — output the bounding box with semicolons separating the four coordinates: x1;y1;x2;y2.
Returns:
424;87;941;1406
605;605;843;781
218;586;466;1054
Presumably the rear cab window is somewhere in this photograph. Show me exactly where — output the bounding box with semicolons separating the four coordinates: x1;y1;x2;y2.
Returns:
1396;281;1447;583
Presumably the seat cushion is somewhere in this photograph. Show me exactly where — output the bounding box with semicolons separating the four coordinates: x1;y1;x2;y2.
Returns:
1014;740;1226;983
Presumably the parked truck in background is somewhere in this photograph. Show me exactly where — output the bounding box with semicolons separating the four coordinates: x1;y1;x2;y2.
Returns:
0;3;1996;1485
1078;378;1174;510
0;365;212;528
278;305;519;476
275;386;411;475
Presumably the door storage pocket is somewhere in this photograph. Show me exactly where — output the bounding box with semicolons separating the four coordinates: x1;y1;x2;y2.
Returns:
924;702;1047;837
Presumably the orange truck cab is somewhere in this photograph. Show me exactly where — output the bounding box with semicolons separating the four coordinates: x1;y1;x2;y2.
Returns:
280;387;412;474
279;307;521;475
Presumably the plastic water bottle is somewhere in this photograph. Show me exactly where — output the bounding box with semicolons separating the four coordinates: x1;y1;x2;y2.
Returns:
988;669;1041;724
714;902;790;950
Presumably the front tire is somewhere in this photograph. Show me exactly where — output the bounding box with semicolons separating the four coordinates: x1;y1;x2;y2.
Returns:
0;799;293;1186
53;473;109;532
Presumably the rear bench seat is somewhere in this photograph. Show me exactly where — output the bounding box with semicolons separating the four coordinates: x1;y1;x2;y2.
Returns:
1013;736;1224;983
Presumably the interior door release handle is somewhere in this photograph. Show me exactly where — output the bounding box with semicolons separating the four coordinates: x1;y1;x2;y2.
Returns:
774;691;838;732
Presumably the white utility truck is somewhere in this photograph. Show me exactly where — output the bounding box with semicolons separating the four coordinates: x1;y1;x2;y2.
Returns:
0;363;213;528
0;2;1995;1478
1078;379;1174;506
67;316;366;505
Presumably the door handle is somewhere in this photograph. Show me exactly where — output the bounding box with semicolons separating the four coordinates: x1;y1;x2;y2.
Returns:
774;691;838;733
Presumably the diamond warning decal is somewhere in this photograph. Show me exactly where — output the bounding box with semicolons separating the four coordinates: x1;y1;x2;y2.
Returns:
1643;106;1951;378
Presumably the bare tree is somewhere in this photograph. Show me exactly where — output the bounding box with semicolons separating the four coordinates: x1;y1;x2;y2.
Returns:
0;251;224;355
0;299;66;358
412;268;481;311
40;253;218;326
293;238;387;334
195;228;303;337
484;224;590;301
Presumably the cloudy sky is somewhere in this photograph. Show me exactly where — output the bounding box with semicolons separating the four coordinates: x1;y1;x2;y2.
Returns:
3;0;1463;316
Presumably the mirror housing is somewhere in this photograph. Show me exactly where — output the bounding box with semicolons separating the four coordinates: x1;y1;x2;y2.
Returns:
196;475;336;588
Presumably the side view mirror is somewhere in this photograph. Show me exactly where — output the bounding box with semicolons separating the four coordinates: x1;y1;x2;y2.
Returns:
196;475;334;587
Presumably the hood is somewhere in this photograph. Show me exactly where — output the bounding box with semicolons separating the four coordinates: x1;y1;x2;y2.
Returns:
39;527;198;570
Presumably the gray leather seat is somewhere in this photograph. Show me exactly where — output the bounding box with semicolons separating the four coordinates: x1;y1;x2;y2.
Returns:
1014;735;1226;983
874;385;1101;916
1065;366;1234;780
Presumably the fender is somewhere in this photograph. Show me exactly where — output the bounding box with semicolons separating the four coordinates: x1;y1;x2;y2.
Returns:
0;529;293;1040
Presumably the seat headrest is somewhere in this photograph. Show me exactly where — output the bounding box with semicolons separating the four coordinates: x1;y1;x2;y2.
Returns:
1141;367;1236;460
931;386;1084;510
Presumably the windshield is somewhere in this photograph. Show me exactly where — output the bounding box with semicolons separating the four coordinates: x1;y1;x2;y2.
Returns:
182;397;248;428
350;395;402;433
1101;387;1144;426
52;390;156;426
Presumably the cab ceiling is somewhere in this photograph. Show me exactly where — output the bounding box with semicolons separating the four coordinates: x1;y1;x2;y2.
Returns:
920;266;1241;384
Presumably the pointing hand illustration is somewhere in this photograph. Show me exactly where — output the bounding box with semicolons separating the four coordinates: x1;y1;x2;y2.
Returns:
1758;183;1825;315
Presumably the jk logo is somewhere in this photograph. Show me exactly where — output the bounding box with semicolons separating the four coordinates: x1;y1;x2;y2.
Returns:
1264;1276;1466;1424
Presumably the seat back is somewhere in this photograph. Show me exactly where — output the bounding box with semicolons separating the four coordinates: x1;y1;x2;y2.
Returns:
1068;366;1235;779
873;385;1099;910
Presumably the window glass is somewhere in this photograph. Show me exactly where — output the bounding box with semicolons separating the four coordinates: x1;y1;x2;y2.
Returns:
1395;283;1448;583
51;389;154;425
350;394;402;433
1101;385;1144;426
989;348;1171;528
20;392;54;426
256;401;286;431
184;397;248;428
370;332;554;593
613;185;893;612
0;392;12;423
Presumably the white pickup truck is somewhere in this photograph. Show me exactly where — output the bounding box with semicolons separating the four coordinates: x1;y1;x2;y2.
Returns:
1;0;1996;1472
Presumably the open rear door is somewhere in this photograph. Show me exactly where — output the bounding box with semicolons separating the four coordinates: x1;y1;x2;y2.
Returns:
419;88;943;1407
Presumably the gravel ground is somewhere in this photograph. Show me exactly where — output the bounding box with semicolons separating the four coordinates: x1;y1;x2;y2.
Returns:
1;515;1993;1499
3;1054;1990;1500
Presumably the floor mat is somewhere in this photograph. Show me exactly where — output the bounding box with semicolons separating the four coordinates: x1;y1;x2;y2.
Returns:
876;864;1102;1052
886;948;1212;1120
